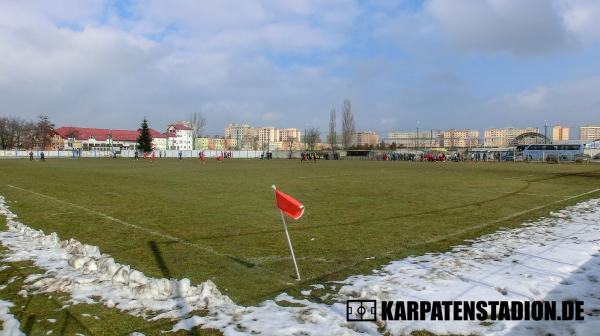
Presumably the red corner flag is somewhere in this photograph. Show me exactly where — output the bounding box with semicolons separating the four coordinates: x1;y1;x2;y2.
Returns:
272;186;305;220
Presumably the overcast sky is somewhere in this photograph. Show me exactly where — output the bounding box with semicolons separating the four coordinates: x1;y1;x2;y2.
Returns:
1;0;600;136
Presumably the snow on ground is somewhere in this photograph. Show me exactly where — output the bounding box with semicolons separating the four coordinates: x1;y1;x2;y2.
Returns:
173;198;600;335
0;196;233;322
0;195;599;335
0;300;24;336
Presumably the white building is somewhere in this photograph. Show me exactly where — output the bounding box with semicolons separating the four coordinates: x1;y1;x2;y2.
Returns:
166;123;194;150
152;134;168;150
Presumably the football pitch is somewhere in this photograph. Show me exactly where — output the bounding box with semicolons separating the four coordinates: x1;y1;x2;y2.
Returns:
1;158;599;307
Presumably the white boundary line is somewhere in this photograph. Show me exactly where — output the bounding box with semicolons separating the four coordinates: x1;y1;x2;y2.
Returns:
494;191;571;198
5;184;292;284
7;184;600;285
297;174;357;179
320;188;600;279
411;187;600;249
503;175;534;180
517;192;569;198
8;185;216;254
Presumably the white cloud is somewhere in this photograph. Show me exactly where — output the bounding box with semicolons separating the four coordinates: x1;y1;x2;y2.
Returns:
426;0;572;56
0;0;360;132
515;87;549;110
490;77;600;126
126;0;357;53
1;0;599;135
561;0;600;41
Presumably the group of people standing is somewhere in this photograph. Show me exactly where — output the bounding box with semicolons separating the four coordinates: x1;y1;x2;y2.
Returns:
134;151;157;161
133;150;230;162
470;151;502;161
28;151;45;161
301;152;318;163
380;151;504;162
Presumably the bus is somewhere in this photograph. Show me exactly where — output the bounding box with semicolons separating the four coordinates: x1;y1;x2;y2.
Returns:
522;144;585;162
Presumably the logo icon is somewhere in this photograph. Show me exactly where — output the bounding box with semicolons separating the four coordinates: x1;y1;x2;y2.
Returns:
346;300;377;321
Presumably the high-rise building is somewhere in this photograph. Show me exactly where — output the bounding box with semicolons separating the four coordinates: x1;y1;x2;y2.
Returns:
552;125;570;141
483;127;539;147
254;127;279;150
355;131;380;147
444;129;480;148
225;124;303;150
580;126;600;141
278;128;302;144
225;123;253;149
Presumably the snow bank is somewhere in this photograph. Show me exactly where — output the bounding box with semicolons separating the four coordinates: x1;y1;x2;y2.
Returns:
0;196;233;322
173;198;600;335
1;195;599;335
0;300;24;336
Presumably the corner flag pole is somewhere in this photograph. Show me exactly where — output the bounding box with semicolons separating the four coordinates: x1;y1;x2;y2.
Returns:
272;185;301;281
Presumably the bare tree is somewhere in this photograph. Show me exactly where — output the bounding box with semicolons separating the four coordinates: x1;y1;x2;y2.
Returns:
188;112;207;147
187;112;206;150
0;115;55;150
241;131;253;150
0;117;9;149
327;108;336;151
305;127;321;150
341;99;355;149
0;117;36;149
287;137;296;158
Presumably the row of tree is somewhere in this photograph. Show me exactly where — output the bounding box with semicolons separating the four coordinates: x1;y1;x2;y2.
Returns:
303;99;356;151
0;115;55;150
147;105;355;152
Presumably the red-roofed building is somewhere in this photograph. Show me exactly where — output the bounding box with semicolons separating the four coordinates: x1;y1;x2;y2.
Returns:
55;127;168;151
166;123;194;150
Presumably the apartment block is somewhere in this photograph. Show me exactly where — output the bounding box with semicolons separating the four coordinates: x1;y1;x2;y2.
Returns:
580;126;600;141
225;123;303;150
483;127;539;147
385;130;443;148
224;124;253;149
355;131;380;147
444;129;480;148
552;125;570;141
278;128;302;144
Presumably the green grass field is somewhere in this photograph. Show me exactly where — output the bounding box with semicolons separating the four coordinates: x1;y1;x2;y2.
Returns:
1;158;600;334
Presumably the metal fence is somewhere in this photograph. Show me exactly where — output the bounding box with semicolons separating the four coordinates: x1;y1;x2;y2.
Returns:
0;149;310;159
7;148;595;162
0;149;264;159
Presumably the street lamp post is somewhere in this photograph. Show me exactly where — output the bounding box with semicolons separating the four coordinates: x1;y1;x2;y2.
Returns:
304;128;307;151
416;121;420;150
108;131;114;158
